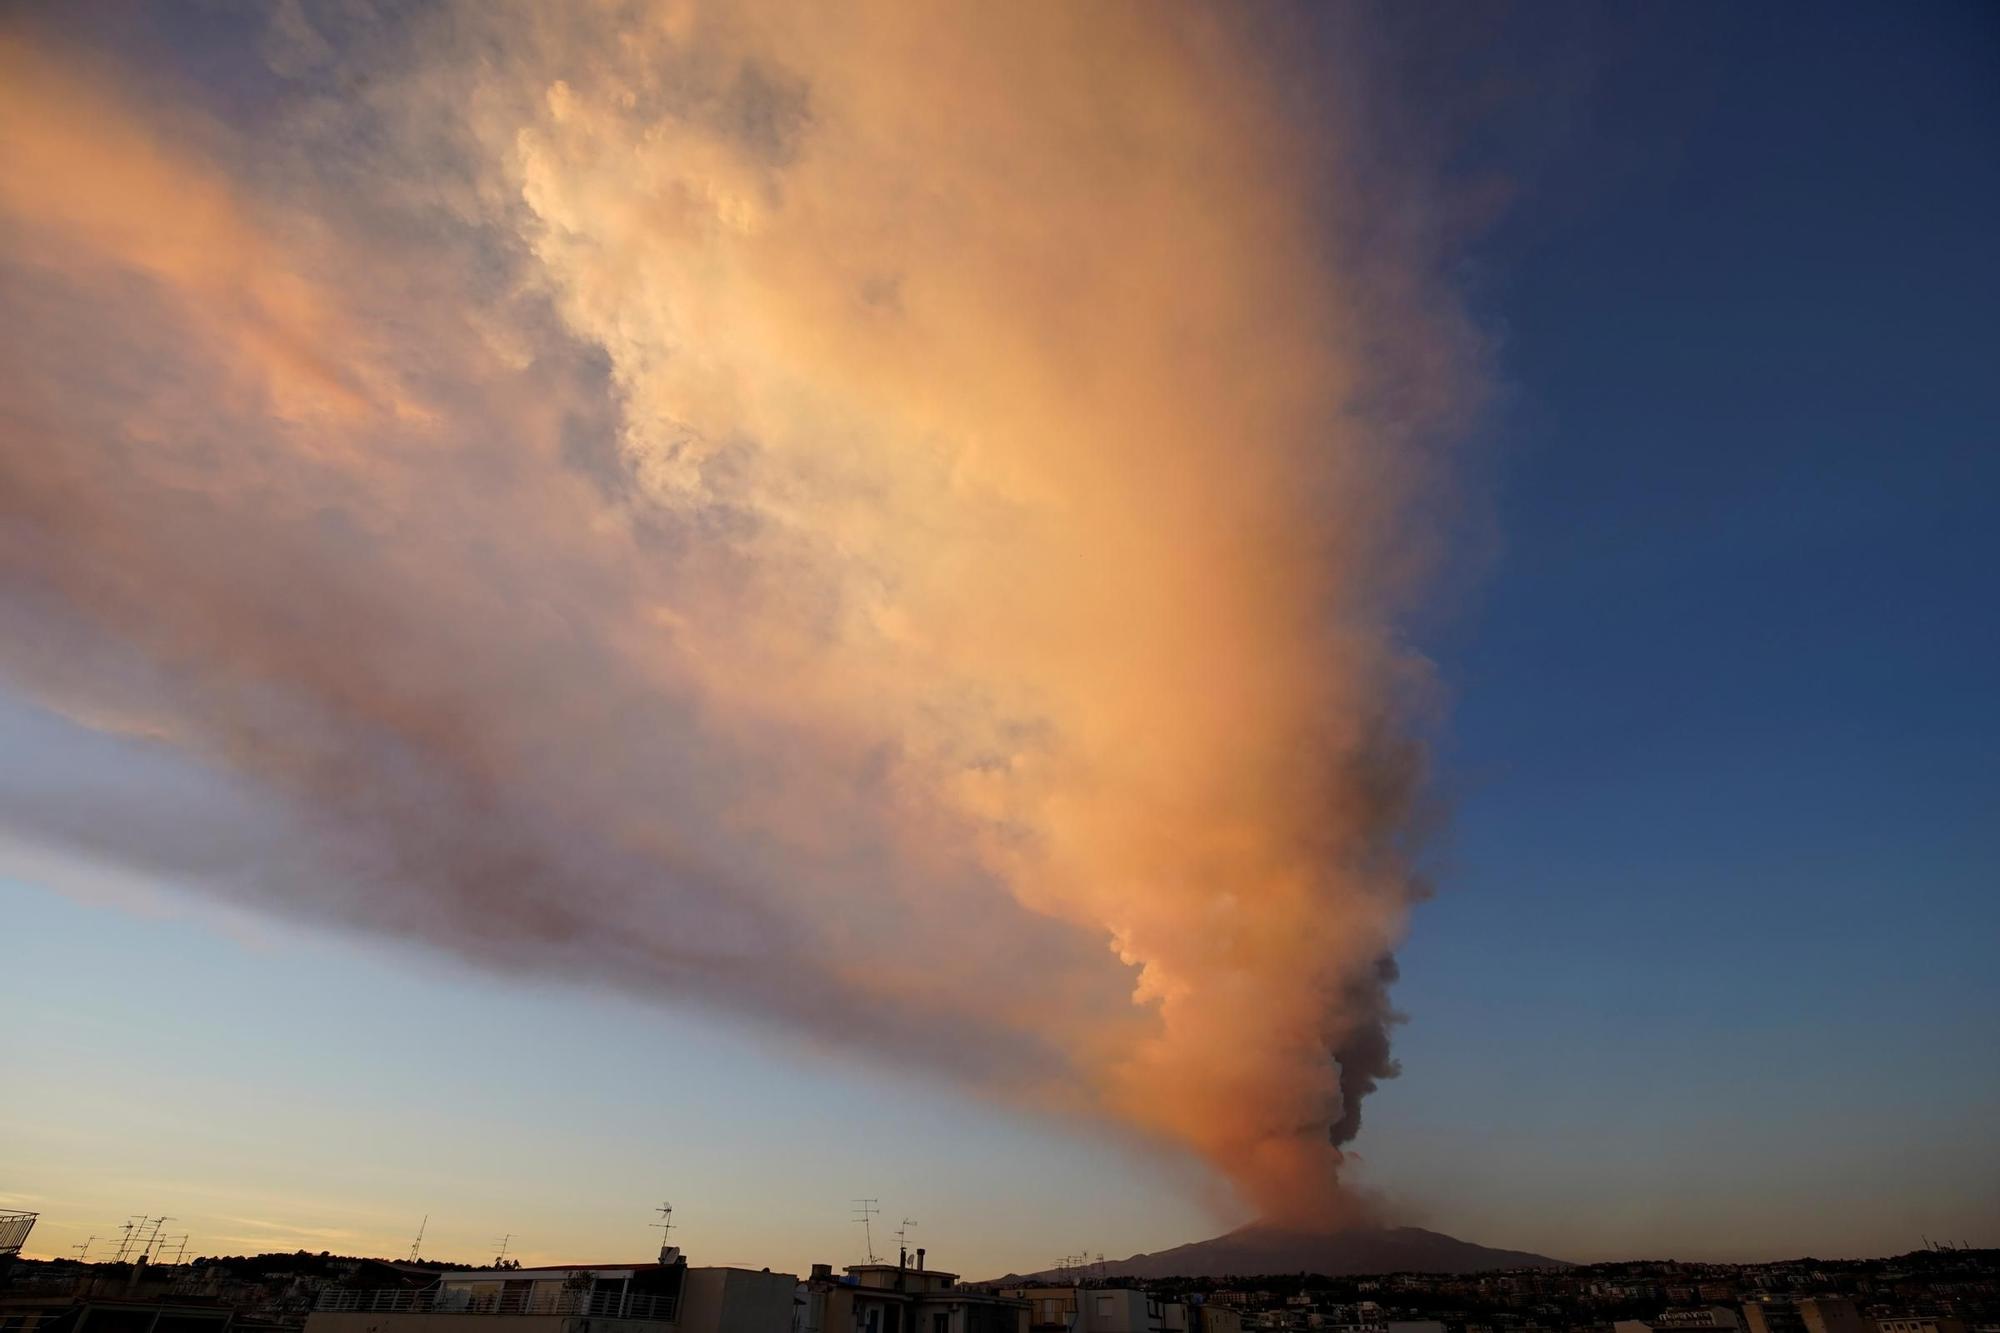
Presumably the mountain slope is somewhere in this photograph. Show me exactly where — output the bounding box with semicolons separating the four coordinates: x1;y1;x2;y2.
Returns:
995;1223;1567;1281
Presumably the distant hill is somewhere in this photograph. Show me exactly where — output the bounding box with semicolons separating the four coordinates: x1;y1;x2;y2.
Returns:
992;1223;1567;1282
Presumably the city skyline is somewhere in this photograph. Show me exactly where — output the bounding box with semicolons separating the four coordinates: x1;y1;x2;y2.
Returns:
4;0;1996;1281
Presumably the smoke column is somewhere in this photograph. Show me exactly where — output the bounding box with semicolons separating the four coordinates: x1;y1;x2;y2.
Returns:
0;2;1474;1226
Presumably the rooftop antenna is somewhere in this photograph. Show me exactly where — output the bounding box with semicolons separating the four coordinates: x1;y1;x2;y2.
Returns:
852;1199;880;1265
113;1216;143;1263
408;1215;428;1263
72;1237;98;1262
161;1236;190;1268
895;1219;917;1252
140;1217;173;1261
494;1235;513;1267
650;1201;676;1260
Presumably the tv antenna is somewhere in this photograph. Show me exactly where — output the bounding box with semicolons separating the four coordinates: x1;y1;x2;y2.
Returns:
494;1235;513;1267
72;1237;98;1262
851;1199;880;1264
895;1218;917;1252
408;1215;428;1263
113;1216;148;1263
651;1202;675;1248
138;1217;173;1261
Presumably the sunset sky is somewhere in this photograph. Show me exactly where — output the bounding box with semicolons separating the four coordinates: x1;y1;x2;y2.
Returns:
4;0;1996;1277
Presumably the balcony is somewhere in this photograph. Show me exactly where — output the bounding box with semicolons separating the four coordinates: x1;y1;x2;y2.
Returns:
315;1288;678;1323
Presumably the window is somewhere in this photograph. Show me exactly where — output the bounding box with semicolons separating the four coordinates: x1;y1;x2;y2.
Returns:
936;1314;953;1333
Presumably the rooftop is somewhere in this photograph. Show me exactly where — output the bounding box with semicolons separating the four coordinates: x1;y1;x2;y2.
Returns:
435;1264;667;1280
845;1264;962;1284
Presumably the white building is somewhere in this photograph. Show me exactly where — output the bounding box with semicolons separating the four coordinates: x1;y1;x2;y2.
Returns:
308;1247;797;1333
1616;1308;1745;1333
797;1253;1027;1333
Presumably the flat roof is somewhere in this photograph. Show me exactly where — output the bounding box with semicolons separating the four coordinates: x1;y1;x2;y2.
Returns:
437;1264;662;1279
844;1264;960;1281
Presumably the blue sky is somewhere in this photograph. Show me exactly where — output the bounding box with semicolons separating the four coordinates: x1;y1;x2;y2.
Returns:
4;0;1997;1274
1374;0;2000;1257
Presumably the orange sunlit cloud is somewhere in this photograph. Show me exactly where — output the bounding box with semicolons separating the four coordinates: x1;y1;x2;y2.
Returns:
0;2;1475;1228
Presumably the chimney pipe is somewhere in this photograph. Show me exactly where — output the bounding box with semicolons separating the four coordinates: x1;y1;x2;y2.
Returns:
917;1249;926;1273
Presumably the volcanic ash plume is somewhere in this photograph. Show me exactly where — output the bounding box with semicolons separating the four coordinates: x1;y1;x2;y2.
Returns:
0;2;1472;1224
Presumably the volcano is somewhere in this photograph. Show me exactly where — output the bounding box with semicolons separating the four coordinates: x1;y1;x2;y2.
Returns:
993;1222;1567;1281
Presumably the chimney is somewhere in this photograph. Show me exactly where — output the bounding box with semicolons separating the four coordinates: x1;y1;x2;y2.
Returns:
812;1264;832;1282
917;1249;926;1273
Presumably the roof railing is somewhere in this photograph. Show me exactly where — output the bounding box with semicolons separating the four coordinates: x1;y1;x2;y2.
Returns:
314;1287;677;1322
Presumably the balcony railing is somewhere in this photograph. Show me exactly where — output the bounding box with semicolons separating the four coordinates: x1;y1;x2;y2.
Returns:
0;1209;37;1256
315;1288;677;1323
